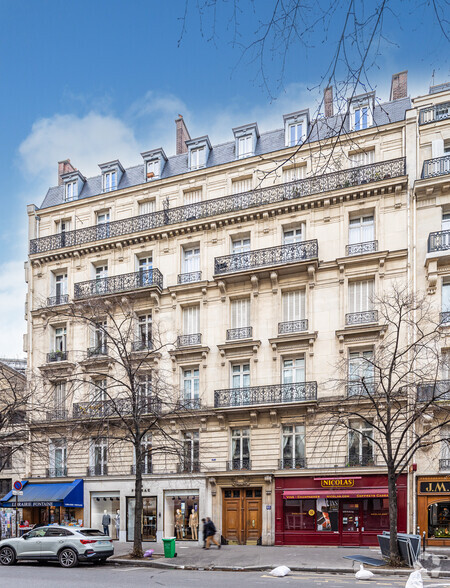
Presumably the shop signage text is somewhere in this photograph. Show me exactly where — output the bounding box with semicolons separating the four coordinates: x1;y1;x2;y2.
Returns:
420;481;450;494
320;479;355;488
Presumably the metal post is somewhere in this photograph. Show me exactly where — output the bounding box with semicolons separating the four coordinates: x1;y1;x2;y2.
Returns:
15;494;18;538
423;530;426;554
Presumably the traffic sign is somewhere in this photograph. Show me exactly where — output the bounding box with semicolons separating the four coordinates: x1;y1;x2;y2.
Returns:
13;481;23;491
12;491;23;496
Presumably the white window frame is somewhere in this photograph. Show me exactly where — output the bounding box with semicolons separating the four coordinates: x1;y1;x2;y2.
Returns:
443;280;450;313
237;135;253;159
146;159;160;180
137;314;152;346
231;177;252;195
54;326;66;352
190;147;205;170
183;431;199;471
288;122;304;147
182;305;200;335
103;170;117;192
282;424;305;467
282;290;305;322
139;200;156;215
349;149;375;168
54;273;68;298
231;428;250;466
182;246;200;273
183;189;202;204
65;181;77;202
283;166;306;183
349;215;375;245
348;421;374;465
49;438;67;475
231;236;251;253
352;103;372;131
231;298;250;329
182;367;200;402
231;363;250;388
56;219;71;233
282;357;305;384
348;279;374;313
283;226;303;244
90;437;108;474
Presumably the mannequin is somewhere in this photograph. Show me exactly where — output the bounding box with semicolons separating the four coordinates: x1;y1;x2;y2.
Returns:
115;509;120;540
175;508;183;539
189;509;198;540
102;510;111;536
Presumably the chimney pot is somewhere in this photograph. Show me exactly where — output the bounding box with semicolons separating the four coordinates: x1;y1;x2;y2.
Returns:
324;86;333;118
390;71;408;101
175;115;191;155
57;159;76;186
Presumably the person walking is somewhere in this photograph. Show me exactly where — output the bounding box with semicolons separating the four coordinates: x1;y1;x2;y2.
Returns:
205;516;221;549
201;517;207;548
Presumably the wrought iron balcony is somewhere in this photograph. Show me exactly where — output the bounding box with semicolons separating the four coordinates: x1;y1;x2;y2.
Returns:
177;461;201;473
345;310;378;326
278;319;308;334
47;351;68;363
422;155;450;178
214;381;317;408
177;271;202;284
46;467;68;478
428;231;450;253
30;158;406;255
131;339;153;352
419;102;450;125
74;269;163;300
73;401;113;418
279;457;306;469
47;294;69;307
346;381;376;397
46;409;69;421
87;345;108;358
440;459;450;471
73;398;162;419
226;326;252;340
215;240;318;275
417;380;450;402
227;459;251;471
130;463;152;475
177;333;202;347
346;241;378;256
441;311;450;324
87;465;108;476
177;397;202;410
347;455;376;467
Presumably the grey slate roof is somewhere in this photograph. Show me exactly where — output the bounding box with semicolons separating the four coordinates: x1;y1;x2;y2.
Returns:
39;97;411;209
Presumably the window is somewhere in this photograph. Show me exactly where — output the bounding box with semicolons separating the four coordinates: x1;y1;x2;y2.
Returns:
283;166;305;183
182;246;200;273
92;321;107;354
49;439;67;477
282;290;305;322
349;150;375;168
184;189;202;205
96;212;110;239
54;326;66;352
288;122;303;147
283;226;303;244
182;431;199;472
443;281;450;314
284;499;315;530
348;421;374;466
182;368;200;407
137;434;152;473
231;363;250;388
54;273;68;302
136;374;153;413
442;351;450;380
139;201;155;215
94;265;108;294
65;181;77;202
231;298;250;329
353;105;370;131
440;427;450;470
182;306;199;335
282;425;305;468
232;177;252;195
348;350;375;395
138;256;153;286
146;159;160;179
0;448;12;470
231;428;250;469
348;279;374;313
231;237;251;254
55;219;71;233
103;171;117;192
91;378;107;403
96;212;110;224
349;215;374;244
190;147;205;170
237;135;253;159
137;314;152;349
90;438;107;475
282;358;305;384
54;382;66;418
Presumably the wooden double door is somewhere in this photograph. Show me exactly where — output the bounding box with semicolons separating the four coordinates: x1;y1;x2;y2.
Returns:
222;487;262;544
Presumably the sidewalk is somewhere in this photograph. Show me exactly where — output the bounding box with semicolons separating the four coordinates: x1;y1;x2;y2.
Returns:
109;541;450;576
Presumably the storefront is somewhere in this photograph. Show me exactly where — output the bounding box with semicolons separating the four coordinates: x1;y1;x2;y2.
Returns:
90;492;120;539
164;491;200;541
275;474;407;546
417;476;450;546
126;496;157;542
0;479;84;528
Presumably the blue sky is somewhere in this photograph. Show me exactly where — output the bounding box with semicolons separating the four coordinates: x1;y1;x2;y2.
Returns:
0;0;448;356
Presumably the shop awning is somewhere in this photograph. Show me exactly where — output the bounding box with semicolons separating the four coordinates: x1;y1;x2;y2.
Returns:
0;479;83;508
283;488;389;499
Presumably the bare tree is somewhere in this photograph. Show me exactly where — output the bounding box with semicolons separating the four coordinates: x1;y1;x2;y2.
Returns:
312;284;450;563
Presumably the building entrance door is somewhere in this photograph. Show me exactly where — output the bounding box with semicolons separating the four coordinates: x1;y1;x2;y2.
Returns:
222;488;262;545
341;501;362;546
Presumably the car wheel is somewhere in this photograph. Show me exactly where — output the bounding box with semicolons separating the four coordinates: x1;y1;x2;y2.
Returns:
58;548;78;568
0;546;16;566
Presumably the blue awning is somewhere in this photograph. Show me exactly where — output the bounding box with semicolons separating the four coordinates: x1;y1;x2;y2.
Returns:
0;479;83;508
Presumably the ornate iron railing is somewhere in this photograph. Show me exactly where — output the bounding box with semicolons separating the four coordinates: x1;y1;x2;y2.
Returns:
74;269;163;300
215;240;318;275
176;397;202;410
73;401;113;418
47;351;68;363
441;311;450;324
214;381;317;408
177;333;202;347
346;241;378;256
278;319;308;334
30;158;406;255
226;326;252;340
87;465;108;476
347;455;376;467
130;463;152;475
422;155;450;178
73;397;162;419
419;102;450;125
46;409;68;421
46;467;68;478
346;381;376;397
177;461;201;473
131;340;153;352
428;230;450;253
47;294;69;307
227;459;251;471
440;459;450;470
177;271;202;284
345;310;378;325
278;457;306;469
87;345;108;358
417;380;450;402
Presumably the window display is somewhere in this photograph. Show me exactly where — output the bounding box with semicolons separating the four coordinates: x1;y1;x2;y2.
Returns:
428;501;450;538
127;496;157;541
284;499;315;530
316;499;338;531
362;498;389;531
171;496;199;540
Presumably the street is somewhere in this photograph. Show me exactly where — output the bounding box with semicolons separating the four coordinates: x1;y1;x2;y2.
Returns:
1;563;450;587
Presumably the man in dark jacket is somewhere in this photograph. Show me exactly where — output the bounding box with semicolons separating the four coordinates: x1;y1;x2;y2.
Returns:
201;518;207;548
205;517;221;549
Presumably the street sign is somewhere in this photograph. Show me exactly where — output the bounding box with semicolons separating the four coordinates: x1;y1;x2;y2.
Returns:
12;491;23;496
13;481;23;491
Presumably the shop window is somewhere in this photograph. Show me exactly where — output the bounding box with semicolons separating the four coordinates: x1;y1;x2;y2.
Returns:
284;499;316;530
428;502;450;538
317;498;339;531
362;498;389;531
127;496;157;542
171;495;199;540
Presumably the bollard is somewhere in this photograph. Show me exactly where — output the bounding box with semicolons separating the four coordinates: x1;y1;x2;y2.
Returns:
423;531;426;555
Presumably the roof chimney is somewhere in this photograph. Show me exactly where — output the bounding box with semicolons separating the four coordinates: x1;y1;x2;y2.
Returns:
324;86;333;118
58;159;76;186
175;115;191;155
390;71;408;101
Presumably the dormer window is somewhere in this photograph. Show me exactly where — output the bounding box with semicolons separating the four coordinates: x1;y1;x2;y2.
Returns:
103;170;117;192
186;137;211;172
354;106;368;130
288;122;303;147
237;135;253;159
141;148;167;181
65;181;77;202
283;110;309;148
191;147;205;170
233;123;259;160
350;93;374;131
61;170;85;202
146;159;160;179
99;160;124;194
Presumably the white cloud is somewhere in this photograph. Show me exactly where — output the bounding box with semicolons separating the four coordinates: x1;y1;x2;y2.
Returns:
0;260;26;358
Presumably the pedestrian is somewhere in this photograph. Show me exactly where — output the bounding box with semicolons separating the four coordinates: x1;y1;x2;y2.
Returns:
205;516;221;549
201;517;207;548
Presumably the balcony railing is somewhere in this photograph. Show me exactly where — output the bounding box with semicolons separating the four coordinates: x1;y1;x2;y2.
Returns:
73;398;162;419
346;241;378;256
130;463;152;475
440;459;450;471
73;401;113;418
87;345;108;358
47;294;69;307
346;310;378;326
30;158;406;255
46;467;68;478
417;380;450;402
87;465;108;476
279;457;306;469
428;230;450;253
177;397;202;410
347;455;376;467
441;311;450;324
47;351;68;363
215;381;317;408
226;326;252;340
177;271;202;284
227;459;251;471
278;319;308;334
177;461;201;473
131;340;153;352
346;381;376;397
74;269;163;300
46;409;68;421
422;155;450;178
419;102;450;125
177;333;202;347
215;240;318;275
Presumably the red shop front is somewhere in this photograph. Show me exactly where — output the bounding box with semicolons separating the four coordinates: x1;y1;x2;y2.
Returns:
275;474;407;546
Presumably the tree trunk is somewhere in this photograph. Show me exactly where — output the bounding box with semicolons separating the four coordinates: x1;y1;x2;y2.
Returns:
387;465;401;565
132;444;144;558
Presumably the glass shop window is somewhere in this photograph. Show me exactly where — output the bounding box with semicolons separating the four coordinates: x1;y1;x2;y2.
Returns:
316;498;339;532
362;498;390;531
284;499;316;530
428;501;450;538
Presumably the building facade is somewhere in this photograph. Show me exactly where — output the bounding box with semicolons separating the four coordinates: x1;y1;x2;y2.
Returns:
20;74;450;545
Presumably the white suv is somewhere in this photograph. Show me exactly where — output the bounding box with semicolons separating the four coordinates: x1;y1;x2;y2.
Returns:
0;525;114;568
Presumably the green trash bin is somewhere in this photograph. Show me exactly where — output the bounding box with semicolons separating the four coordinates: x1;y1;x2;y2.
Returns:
162;536;177;558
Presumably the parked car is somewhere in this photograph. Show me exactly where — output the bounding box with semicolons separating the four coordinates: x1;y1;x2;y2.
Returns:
0;525;114;568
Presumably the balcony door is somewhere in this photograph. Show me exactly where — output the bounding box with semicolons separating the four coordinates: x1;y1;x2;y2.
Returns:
91;438;107;475
54;274;68;302
231;428;250;470
348;350;374;395
138;256;153;286
349;216;374;245
50;440;67;477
